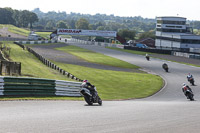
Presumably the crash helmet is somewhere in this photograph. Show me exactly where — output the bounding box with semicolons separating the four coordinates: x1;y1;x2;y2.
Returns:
182;83;186;86
83;79;88;83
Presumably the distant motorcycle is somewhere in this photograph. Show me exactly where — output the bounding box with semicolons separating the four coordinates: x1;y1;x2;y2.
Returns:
80;86;102;105
146;56;150;61
145;54;150;61
162;63;169;72
188;77;195;86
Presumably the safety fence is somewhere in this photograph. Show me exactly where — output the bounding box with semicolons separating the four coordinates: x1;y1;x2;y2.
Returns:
71;38;124;49
14;42;83;82
172;51;200;59
15;40;57;45
0;76;82;97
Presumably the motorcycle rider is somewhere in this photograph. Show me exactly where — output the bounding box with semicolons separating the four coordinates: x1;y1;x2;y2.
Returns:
162;63;168;71
187;73;193;81
81;80;96;98
182;83;193;98
145;53;150;61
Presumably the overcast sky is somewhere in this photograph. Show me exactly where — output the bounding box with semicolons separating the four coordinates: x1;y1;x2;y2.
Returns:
1;0;200;21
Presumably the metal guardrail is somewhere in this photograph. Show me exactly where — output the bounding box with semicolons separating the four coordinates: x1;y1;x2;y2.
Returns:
0;76;82;97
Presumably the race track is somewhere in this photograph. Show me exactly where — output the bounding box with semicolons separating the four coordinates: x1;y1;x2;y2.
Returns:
1;39;200;133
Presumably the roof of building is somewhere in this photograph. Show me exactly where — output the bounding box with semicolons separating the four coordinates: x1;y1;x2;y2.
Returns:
157;16;186;21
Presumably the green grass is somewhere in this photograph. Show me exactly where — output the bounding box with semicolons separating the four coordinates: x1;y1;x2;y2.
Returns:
56;45;140;69
0;42;163;100
0;24;51;39
0;24;30;36
51;62;163;100
35;32;51;39
5;42;75;81
107;47;152;55
24;42;63;46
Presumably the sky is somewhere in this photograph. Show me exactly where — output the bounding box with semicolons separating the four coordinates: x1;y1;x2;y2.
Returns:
1;0;200;21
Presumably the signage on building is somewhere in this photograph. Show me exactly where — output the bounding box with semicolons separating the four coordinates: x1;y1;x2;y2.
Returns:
57;29;117;37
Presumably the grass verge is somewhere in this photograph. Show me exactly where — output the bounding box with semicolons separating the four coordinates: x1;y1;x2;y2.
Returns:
107;47;151;55
0;24;30;36
51;62;163;100
56;45;140;69
4;42;75;81
0;42;163;100
35;32;51;39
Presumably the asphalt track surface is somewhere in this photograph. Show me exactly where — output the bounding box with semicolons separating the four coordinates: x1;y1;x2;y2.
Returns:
1;39;200;133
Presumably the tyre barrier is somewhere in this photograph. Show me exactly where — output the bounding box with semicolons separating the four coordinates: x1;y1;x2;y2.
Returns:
0;76;82;97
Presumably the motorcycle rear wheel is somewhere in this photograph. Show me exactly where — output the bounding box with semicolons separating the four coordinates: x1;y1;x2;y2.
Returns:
84;95;93;105
190;80;195;86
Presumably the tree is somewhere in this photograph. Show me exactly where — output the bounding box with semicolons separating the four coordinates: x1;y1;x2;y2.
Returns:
56;20;68;28
0;8;15;25
96;26;105;31
29;12;38;29
13;10;21;26
18;10;31;27
75;18;90;29
66;19;76;29
138;30;155;40
45;20;56;30
118;29;136;40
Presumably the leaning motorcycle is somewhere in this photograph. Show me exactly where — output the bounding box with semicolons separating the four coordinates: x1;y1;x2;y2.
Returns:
162;66;168;72
80;86;102;105
183;87;194;101
188;77;195;86
146;56;150;61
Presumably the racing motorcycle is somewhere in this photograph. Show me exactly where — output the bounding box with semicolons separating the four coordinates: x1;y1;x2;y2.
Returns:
188;77;195;86
162;63;169;72
183;86;194;101
146;56;150;61
80;86;102;106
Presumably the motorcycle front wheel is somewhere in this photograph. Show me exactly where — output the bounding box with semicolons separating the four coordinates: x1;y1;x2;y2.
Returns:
98;96;102;106
188;94;194;101
190;80;195;86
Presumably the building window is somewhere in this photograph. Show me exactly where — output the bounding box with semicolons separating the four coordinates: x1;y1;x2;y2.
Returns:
156;36;181;42
166;26;176;28
156;28;186;33
181;39;200;44
157;20;163;24
157;20;186;25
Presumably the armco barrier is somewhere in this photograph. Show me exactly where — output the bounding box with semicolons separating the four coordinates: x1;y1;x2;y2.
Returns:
15;40;57;45
0;76;82;97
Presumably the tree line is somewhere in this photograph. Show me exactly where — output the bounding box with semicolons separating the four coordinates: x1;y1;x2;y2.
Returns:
32;8;156;40
2;7;200;40
32;8;156;32
0;7;38;28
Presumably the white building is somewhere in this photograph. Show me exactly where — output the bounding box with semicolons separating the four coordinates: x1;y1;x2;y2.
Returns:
155;16;200;50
